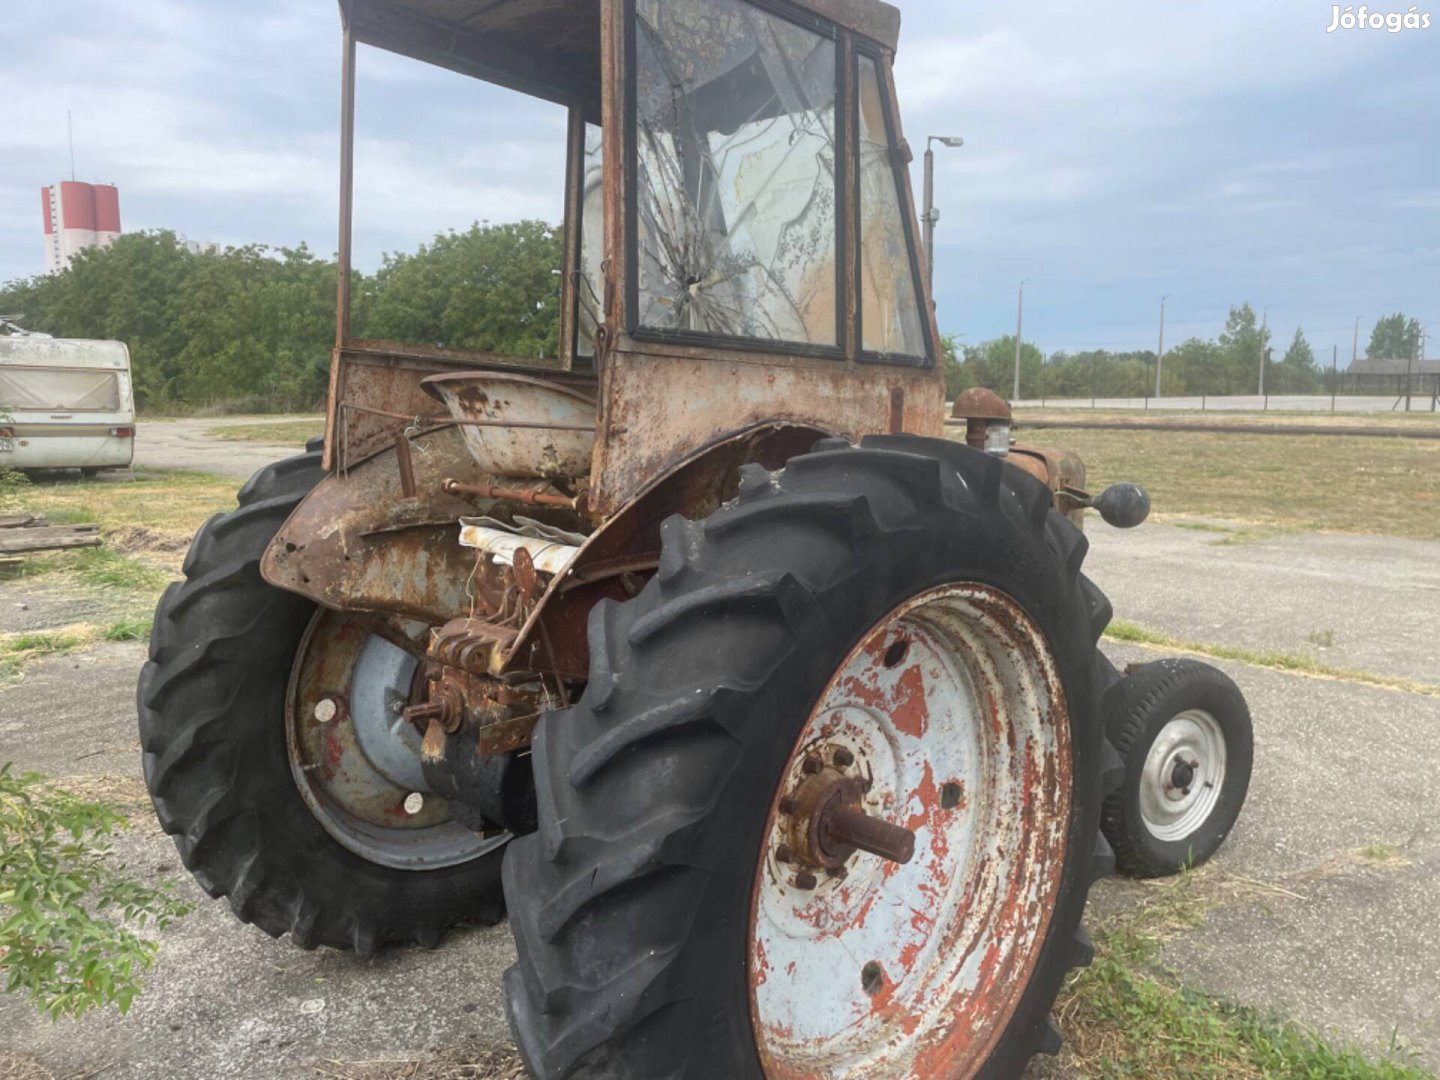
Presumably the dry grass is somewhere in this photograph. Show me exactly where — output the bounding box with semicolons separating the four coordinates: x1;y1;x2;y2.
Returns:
207;418;324;444
1018;407;1440;430
992;427;1440;539
314;1044;527;1080
1105;619;1440;698
6;469;239;542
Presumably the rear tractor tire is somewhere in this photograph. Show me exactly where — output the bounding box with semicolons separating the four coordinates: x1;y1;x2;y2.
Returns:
137;448;507;954
1101;658;1253;878
504;435;1126;1079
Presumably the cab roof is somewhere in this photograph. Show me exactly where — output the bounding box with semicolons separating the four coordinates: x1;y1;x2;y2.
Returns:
340;0;900;108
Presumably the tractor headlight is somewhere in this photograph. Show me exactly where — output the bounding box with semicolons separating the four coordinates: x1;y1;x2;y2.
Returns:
984;423;1011;457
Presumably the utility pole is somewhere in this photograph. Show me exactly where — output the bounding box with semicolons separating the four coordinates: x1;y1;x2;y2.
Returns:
1410;329;1426;412
1331;345;1337;413
1352;315;1360;367
1258;306;1269;396
1013;280;1026;402
921;136;963;294
1155;295;1168;398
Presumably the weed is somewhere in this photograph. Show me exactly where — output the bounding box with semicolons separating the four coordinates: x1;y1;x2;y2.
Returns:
1104;620;1440;699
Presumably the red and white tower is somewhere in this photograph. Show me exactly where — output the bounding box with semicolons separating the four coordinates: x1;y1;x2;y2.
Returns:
41;181;121;274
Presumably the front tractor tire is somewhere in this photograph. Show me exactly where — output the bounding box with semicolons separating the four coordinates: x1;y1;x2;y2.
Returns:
504;436;1125;1080
1101;659;1253;879
137;449;505;954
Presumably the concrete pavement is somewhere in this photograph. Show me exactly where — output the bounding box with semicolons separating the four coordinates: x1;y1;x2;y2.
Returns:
131;417;321;478
1086;518;1440;687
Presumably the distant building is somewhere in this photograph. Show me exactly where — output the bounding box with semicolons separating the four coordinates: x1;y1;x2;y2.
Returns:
40;181;121;274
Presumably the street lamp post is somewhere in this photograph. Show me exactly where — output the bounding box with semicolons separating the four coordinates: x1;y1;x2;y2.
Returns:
1258;306;1270;396
1155;295;1168;398
922;136;964;292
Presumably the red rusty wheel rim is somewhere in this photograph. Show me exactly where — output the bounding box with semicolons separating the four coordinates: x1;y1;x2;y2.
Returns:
748;583;1071;1079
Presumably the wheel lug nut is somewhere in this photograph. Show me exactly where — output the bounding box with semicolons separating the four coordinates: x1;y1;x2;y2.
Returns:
314;697;338;723
833;747;855;768
801;756;822;775
775;844;794;864
794;871;817;891
403;792;425;815
779;796;797;814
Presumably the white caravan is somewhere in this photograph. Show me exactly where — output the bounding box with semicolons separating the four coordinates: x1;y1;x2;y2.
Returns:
0;322;135;475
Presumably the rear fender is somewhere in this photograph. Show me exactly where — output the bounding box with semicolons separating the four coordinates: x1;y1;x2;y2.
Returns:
260;426;495;624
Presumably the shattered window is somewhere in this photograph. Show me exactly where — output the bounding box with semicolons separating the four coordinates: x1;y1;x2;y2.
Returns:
857;55;926;360
633;0;839;347
577;124;605;359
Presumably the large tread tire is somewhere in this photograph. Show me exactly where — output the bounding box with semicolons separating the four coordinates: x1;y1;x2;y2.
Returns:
1101;658;1253;879
137;450;504;954
503;435;1125;1079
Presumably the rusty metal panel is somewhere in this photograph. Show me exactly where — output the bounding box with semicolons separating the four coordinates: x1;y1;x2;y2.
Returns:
588;338;945;516
264;427;494;623
346;0;601;108
324;343;599;471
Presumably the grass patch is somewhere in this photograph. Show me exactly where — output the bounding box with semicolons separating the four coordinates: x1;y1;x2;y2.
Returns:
0;626;99;687
0;618;153;686
985;426;1440;539
206;418;323;444
1104;619;1440;698
1356;844;1411;870
5;468;239;538
103;616;153;642
67;546;170;592
1059;874;1430;1078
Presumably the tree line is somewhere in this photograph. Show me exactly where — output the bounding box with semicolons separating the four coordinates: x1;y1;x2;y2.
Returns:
2;224;1425;412
0;223;562;412
943;309;1426;401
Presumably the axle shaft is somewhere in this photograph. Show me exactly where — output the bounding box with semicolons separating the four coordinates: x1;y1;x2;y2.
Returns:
823;804;915;865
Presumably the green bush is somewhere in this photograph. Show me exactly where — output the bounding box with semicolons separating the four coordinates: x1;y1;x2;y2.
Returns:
0;764;192;1019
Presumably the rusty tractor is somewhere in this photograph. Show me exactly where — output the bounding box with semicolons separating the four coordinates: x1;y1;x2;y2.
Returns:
138;1;1249;1076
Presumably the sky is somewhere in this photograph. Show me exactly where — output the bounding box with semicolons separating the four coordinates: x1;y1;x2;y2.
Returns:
1;0;1437;361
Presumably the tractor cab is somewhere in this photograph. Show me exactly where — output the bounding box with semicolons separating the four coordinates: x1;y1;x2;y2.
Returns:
327;0;943;517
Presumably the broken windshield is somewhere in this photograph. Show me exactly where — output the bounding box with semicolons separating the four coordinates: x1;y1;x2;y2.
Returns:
633;0;839;348
857;54;926;360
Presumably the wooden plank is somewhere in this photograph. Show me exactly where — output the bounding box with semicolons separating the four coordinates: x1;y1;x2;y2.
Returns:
0;533;104;555
0;514;46;530
0;524;100;541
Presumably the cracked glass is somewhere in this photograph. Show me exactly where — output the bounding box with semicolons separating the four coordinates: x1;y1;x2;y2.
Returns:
578;123;605;359
858;54;925;360
634;0;839;347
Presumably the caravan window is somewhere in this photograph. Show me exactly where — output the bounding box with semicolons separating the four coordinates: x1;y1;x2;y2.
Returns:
0;367;121;412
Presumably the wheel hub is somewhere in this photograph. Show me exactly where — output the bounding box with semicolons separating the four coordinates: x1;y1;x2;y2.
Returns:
1139;709;1228;842
285;609;507;871
774;755;915;885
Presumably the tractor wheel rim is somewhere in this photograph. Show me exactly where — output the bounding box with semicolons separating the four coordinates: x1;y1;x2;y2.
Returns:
285;609;507;871
748;583;1072;1079
1139;709;1227;842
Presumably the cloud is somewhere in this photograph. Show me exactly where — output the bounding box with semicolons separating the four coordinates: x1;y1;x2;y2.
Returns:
1;0;1435;364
